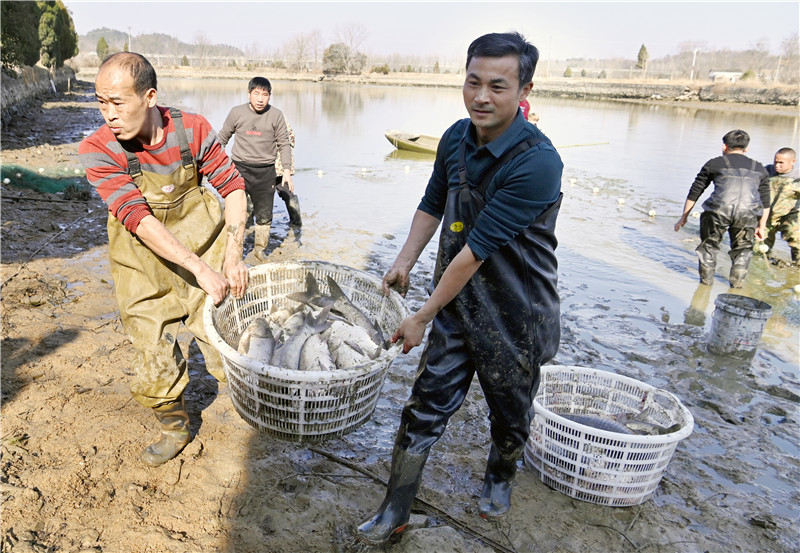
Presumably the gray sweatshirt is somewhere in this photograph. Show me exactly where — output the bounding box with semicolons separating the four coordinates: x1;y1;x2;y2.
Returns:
218;103;291;168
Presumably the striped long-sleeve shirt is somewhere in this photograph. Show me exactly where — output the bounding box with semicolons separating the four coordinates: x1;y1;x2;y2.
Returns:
79;106;244;234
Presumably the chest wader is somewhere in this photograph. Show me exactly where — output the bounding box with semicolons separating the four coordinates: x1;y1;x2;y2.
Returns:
232;160;275;261
765;176;800;262
697;157;762;287
108;108;227;466
358;134;562;543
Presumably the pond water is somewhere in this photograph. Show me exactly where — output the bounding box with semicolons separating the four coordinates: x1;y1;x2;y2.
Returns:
160;78;799;526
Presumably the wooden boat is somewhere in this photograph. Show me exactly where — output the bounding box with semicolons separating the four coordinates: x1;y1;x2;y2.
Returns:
385;130;439;155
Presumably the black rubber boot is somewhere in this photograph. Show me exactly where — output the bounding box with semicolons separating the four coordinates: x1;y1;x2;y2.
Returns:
698;262;715;285
356;446;428;544
140;397;191;467
286;195;302;227
729;265;747;288
478;444;519;518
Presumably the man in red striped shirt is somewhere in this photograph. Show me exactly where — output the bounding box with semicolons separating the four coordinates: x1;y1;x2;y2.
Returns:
80;52;249;467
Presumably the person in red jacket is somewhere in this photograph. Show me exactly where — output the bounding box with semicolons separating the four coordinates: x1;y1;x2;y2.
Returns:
80;52;249;467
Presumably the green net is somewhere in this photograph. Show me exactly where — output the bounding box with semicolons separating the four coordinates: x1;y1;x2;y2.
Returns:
1;163;91;195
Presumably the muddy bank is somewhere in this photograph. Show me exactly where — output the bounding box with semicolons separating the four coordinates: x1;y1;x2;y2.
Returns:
1;66;77;125
1;81;798;553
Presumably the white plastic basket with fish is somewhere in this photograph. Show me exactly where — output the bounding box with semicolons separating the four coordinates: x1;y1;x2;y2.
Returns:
203;261;410;443
524;365;694;506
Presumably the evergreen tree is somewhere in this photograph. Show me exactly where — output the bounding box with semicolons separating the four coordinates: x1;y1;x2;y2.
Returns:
96;36;109;61
563;67;572;77
37;1;78;69
636;44;649;77
1;2;42;75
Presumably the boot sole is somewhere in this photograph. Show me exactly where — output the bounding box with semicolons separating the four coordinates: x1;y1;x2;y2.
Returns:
356;523;407;545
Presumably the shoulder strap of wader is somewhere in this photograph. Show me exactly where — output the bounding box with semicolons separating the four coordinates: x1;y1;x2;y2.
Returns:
124;108;194;178
457;124;544;203
124;149;142;179
168;107;195;169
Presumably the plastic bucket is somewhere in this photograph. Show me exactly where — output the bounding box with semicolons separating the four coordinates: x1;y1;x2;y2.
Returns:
707;294;772;357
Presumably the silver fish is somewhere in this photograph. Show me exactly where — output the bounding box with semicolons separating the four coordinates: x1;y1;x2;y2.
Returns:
323;320;382;360
287;272;385;347
271;306;332;370
334;340;371;370
299;333;336;371
558;413;634;435
622;420;681;436
237;317;277;362
269;305;295;327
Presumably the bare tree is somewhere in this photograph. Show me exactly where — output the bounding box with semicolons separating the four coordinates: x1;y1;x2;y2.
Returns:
194;32;210;67
307;29;323;71
747;38;770;81
334;22;368;73
778;32;799;84
286;32;310;71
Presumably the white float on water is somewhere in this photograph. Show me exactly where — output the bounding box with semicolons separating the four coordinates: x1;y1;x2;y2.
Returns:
648;209;656;217
618;198;625;205
404;165;410;173
3;178;10;185
317;170;324;178
592;187;599;195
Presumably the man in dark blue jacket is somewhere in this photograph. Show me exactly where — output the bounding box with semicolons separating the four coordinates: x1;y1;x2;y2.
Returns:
357;31;563;544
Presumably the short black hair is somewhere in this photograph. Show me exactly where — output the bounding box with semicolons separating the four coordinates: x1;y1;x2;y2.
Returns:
776;147;796;159
466;32;539;87
722;129;750;150
99;52;157;96
248;77;272;94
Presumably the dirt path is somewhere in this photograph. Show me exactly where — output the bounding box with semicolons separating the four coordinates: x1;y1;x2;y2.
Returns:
2;81;797;553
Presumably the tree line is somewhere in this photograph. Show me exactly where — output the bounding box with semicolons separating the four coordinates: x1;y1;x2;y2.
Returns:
1;1;78;76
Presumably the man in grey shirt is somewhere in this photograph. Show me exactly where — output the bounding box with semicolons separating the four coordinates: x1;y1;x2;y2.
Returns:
219;77;300;261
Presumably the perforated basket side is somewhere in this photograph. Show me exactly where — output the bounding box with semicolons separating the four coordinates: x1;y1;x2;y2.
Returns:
524;365;694;506
203;261;411;442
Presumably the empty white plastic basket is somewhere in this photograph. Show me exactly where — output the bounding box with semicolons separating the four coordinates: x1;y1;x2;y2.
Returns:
203;261;410;443
524;365;694;506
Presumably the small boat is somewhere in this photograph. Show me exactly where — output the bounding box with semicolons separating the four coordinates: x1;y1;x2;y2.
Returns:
385;130;439;155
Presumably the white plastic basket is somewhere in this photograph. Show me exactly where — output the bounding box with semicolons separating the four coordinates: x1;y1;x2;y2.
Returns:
203;261;410;443
524;365;694;506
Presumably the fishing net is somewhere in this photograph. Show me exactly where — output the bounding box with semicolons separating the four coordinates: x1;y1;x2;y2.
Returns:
1;163;92;198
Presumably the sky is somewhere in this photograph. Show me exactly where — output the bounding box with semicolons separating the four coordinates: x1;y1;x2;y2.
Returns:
63;1;799;62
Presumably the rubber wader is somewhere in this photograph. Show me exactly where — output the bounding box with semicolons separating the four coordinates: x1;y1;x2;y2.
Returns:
140;396;191;467
108;108;227;464
356;445;428;543
358;124;561;542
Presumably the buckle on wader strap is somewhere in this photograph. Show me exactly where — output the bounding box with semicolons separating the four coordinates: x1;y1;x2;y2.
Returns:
124;108;195;179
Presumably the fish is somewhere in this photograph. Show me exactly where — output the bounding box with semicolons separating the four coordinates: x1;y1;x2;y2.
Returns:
269;305;295;327
237;317;278;362
558;413;634;435
333;340;371;370
286;272;385;347
621;419;682;436
298;333;336;371
271;305;332;370
323;320;382;360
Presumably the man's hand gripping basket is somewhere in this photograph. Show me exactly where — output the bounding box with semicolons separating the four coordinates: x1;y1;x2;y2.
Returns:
203;261;410;443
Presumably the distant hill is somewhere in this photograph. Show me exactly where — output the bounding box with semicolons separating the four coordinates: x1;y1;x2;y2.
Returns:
78;27;245;60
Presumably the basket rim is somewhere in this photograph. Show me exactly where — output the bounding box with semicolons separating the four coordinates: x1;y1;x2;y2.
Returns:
202;260;410;381
533;364;695;444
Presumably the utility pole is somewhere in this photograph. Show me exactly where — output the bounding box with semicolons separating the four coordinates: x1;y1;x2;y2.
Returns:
128;27;132;52
690;48;700;81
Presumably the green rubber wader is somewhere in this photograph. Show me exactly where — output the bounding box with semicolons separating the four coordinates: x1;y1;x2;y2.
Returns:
108;111;228;408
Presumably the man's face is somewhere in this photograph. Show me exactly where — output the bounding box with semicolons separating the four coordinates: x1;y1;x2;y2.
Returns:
462;54;532;145
95;67;155;143
774;153;795;174
249;87;270;112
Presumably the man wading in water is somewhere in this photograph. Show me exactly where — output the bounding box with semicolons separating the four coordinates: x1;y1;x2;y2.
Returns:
357;31;563;544
80;53;249;467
